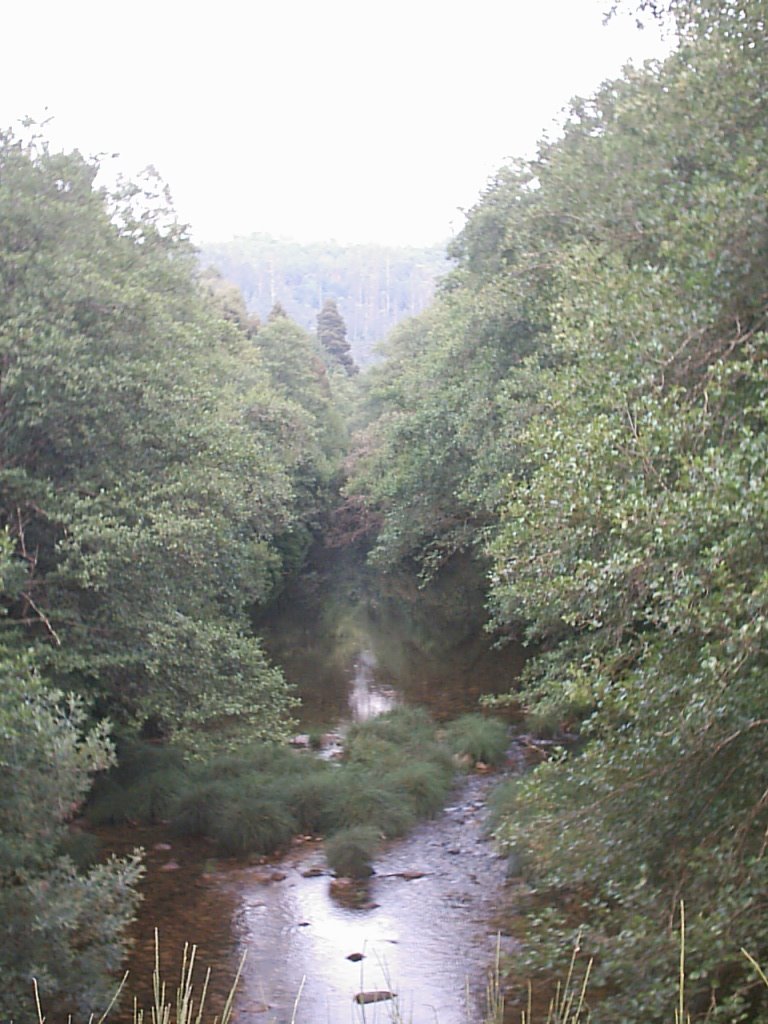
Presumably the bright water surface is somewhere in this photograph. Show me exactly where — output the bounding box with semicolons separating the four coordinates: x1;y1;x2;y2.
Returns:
113;560;526;1024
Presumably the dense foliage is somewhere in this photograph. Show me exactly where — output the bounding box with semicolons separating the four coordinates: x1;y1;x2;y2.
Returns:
349;2;768;1019
0;129;346;744
0;540;143;1020
0;129;347;1014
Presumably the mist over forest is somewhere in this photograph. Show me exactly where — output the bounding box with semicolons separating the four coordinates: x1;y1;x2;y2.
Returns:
200;234;448;366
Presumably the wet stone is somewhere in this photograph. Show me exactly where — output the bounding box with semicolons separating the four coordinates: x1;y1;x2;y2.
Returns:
354;990;396;1005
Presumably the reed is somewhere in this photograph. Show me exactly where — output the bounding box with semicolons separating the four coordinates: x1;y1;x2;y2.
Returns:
30;915;768;1024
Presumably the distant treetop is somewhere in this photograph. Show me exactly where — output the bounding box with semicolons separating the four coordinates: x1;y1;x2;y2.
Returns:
268;301;289;321
317;298;357;375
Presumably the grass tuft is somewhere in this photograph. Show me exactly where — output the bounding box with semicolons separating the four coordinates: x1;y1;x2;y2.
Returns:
209;784;298;857
333;770;417;838
444;714;509;767
325;825;380;879
384;761;452;818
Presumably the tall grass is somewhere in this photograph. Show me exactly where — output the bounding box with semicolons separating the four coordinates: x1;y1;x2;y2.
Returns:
131;931;245;1024
346;706;435;748
333;769;418;838
383;761;451;818
31;914;768;1024
325;825;380;878
443;714;509;767
85;707;509;875
207;784;298;857
519;936;592;1024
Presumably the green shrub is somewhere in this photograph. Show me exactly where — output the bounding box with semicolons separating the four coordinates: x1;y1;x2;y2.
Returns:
209;785;297;856
444;714;509;767
334;769;416;837
108;735;187;784
487;777;520;831
56;830;102;870
325;825;379;879
525;703;566;740
201;753;261;781
86;766;188;825
384;761;453;818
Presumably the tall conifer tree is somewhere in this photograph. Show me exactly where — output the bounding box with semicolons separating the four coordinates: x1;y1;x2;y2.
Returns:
317;298;357;375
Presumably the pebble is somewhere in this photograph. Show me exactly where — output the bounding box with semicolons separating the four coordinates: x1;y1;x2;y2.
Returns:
354;991;396;1005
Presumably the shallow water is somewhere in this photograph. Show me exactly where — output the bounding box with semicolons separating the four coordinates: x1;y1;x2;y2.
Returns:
116;768;519;1024
115;563;525;1023
255;557;526;729
228;770;518;1024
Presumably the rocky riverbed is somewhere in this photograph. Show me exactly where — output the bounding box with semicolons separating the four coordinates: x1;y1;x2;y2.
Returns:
109;760;521;1024
225;767;520;1024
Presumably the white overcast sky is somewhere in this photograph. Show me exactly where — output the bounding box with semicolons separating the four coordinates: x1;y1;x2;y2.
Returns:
1;0;670;246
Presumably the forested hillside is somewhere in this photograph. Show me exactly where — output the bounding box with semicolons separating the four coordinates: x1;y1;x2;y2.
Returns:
348;0;768;1018
200;234;448;366
0;131;348;1015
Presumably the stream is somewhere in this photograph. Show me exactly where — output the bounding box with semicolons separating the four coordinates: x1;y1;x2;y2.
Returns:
111;562;526;1024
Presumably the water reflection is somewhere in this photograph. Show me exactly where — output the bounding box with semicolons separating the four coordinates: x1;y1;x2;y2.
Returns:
348;649;399;721
227;771;516;1024
255;555;525;727
114;556;525;1024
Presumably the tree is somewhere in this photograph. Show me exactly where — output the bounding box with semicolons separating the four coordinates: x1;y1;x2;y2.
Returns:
0;539;142;1019
0;129;310;744
317;298;357;375
349;1;768;1016
268;300;289;320
199;267;260;336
